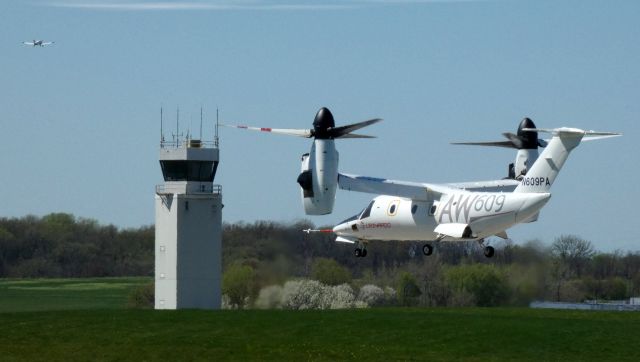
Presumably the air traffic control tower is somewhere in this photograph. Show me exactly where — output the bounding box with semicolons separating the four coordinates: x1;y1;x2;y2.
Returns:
155;125;222;310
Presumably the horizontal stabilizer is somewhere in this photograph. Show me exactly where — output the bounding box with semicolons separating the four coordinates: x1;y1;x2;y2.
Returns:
522;127;622;138
521;212;539;223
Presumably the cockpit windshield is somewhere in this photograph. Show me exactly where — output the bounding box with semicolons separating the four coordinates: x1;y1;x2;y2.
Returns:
338;200;375;225
359;200;375;219
338;214;359;225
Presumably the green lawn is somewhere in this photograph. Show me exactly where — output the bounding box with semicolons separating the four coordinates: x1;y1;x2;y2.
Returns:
1;278;639;361
0;277;150;312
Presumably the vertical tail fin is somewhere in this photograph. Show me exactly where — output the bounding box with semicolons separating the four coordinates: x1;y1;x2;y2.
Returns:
514;127;622;193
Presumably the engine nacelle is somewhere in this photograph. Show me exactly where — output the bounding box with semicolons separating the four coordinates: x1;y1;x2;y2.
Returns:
512;148;539;179
297;139;338;215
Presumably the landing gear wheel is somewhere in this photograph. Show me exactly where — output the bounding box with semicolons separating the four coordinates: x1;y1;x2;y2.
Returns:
361;249;368;257
484;246;495;258
422;244;434;256
354;248;362;257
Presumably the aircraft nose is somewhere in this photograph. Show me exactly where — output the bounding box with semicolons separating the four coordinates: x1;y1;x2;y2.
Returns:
333;221;355;236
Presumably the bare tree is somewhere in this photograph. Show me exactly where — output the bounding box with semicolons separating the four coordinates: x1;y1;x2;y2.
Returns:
551;235;595;278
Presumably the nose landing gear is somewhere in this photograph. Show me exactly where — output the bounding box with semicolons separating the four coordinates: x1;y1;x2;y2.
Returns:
354;242;368;258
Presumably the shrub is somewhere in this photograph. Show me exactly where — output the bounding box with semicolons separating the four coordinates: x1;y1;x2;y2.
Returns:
281;279;326;310
281;280;358;310
311;258;352;286
445;264;510;307
358;284;385;307
128;282;154;309
396;272;421;306
255;285;284;309
327;284;356;309
222;264;256;309
384;287;397;305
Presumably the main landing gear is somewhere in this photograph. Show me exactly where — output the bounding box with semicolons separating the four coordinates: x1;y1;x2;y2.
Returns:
421;239;495;258
423;234;444;257
479;239;495;258
483;246;495;258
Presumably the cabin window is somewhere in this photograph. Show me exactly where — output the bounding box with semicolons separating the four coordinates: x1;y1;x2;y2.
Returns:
387;200;399;216
411;204;418;214
429;204;437;216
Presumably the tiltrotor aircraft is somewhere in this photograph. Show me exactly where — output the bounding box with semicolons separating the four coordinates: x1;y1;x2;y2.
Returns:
226;108;620;258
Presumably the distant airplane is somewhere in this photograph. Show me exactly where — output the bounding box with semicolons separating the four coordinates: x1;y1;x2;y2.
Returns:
23;40;54;47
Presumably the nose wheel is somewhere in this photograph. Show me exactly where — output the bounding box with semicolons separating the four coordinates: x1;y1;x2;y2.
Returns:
422;244;434;256
354;244;368;258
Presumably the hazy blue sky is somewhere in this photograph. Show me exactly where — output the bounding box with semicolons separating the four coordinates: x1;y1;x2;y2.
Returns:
1;0;638;251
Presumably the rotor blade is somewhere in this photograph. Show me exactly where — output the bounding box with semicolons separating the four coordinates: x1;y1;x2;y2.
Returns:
502;132;524;149
329;118;382;138
221;124;313;138
450;140;516;148
336;133;377;139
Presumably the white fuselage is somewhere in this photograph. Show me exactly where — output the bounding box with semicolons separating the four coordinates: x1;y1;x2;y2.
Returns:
333;191;550;242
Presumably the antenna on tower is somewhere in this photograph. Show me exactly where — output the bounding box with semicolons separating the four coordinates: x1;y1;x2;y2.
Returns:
176;106;180;146
160;106;164;145
215;108;220;148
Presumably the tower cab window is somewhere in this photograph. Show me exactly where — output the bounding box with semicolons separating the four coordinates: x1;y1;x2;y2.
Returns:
160;160;217;182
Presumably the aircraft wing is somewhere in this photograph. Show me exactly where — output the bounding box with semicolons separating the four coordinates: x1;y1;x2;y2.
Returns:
445;179;519;192
23;42;34;45
338;173;456;201
338;173;520;200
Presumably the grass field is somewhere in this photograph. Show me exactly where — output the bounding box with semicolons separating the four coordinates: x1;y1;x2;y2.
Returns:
1;278;640;361
0;277;150;311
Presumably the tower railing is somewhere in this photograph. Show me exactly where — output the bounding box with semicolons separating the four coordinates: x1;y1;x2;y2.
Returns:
160;139;218;149
156;184;222;195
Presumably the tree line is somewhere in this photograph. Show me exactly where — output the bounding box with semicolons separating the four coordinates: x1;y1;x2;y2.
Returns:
2;214;640;307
